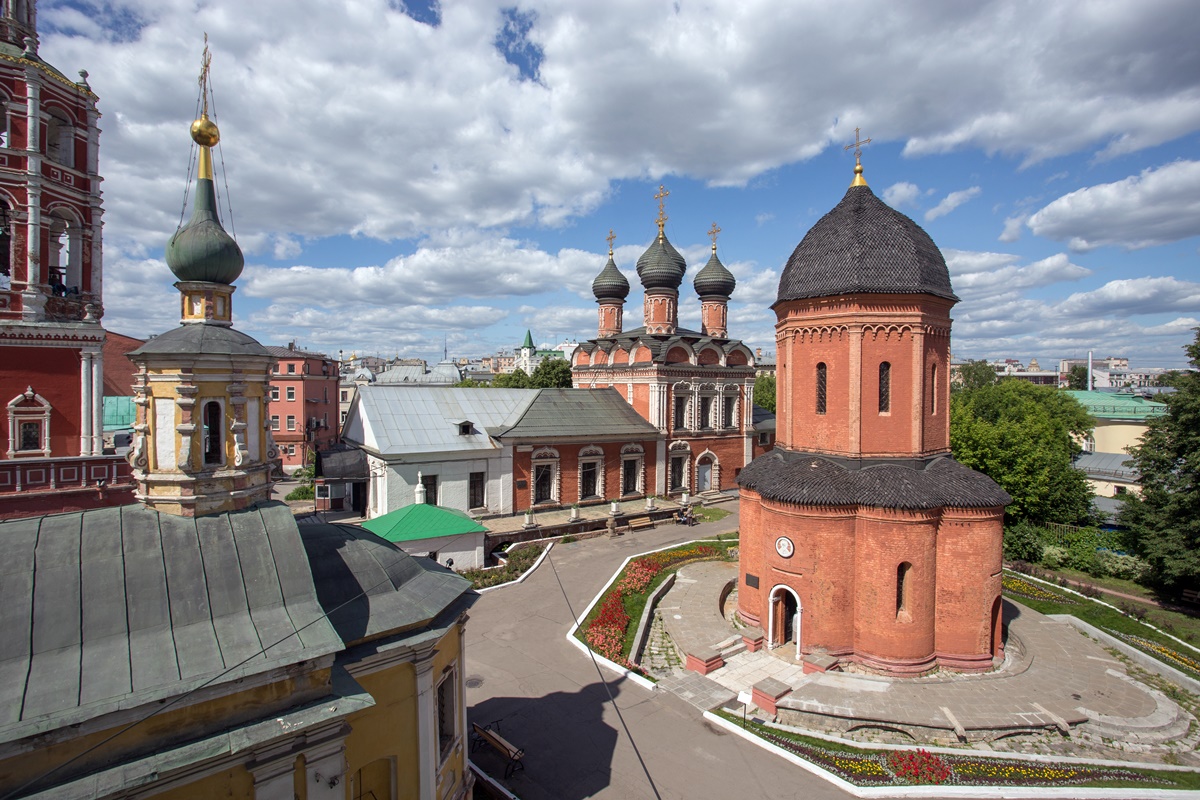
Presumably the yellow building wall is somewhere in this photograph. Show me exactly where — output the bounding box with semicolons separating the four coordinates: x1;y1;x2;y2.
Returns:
1092;420;1149;455
146;764;255;800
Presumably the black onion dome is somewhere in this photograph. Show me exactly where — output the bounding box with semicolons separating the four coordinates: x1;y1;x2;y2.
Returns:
636;234;686;290
693;249;736;297
165;177;244;285
777;185;957;304
592;254;630;301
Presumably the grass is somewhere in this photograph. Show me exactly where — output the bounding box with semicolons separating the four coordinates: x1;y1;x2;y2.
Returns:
715;711;1200;789
693;506;731;523
460;543;545;589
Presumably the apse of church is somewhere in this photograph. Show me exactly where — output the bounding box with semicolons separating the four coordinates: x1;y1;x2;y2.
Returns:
737;136;1011;676
573;187;761;497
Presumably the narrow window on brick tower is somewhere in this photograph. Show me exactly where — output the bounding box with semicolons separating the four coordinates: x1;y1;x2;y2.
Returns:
930;363;938;415
896;561;912;621
879;361;891;414
815;363;827;414
203;401;222;465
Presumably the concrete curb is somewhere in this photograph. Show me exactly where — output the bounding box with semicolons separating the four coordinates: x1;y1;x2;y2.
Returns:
1053;614;1200;696
564;536;736;693
703;711;1200;799
630;572;676;665
476;542;554;594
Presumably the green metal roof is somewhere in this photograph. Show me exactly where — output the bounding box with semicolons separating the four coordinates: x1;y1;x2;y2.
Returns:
102;396;136;431
1063;390;1167;421
521;329;535;349
360;503;488;543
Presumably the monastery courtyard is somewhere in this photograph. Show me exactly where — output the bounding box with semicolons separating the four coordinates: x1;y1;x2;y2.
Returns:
464;501;1200;799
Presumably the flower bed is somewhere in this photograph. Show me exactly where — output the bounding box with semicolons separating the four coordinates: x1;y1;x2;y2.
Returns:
577;541;729;666
1002;574;1079;605
461;543;545;589
1110;630;1200;679
719;713;1191;789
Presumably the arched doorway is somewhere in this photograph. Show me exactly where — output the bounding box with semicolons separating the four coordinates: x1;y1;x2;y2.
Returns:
696;455;713;492
990;595;1004;659
767;585;802;660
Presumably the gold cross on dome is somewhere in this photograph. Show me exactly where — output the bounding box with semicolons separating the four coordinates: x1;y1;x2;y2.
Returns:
654;184;669;237
708;221;721;251
606;228;616;255
198;33;212;115
844;126;872;160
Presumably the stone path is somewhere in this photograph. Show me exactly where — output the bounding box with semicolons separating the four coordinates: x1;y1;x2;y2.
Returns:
657;561;740;662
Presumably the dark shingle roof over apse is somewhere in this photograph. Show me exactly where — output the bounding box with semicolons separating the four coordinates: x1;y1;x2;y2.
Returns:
776;185;958;304
131;324;270;358
737;449;1010;510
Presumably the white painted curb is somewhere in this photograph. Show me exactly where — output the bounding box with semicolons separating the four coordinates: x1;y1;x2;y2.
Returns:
477;542;554;594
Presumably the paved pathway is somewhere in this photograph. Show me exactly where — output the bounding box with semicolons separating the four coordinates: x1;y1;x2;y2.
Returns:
464;506;858;800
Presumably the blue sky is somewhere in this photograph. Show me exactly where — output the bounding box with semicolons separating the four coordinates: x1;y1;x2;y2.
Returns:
41;0;1200;368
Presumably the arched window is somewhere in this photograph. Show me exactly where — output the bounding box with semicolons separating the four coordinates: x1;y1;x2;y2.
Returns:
203;401;223;464
930;363;938;415
879;362;891;414
815;363;827;415
896;562;912;617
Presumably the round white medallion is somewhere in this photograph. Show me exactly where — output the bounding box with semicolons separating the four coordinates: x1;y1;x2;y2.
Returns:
775;536;794;558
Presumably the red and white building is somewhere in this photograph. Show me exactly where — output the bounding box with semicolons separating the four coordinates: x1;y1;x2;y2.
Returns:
0;6;132;517
267;343;339;472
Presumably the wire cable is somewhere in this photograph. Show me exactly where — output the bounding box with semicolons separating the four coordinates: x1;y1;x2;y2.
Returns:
545;549;663;800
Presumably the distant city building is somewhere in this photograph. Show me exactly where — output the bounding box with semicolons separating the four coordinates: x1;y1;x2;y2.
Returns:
754;347;776;377
376;359;464;385
513;329;565;375
267;343;339;472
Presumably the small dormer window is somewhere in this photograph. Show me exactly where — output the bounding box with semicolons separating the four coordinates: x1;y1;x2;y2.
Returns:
458;421;472;436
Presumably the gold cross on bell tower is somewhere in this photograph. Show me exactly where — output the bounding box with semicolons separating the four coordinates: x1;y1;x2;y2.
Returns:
655;185;669;240
708;222;721;252
606;228;616;256
844;126;872;187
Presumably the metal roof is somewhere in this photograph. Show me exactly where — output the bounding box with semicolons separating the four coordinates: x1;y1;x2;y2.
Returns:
102;396;136;431
131;324;269;358
0;502;343;745
1075;451;1139;481
495;388;660;440
360;503;488;543
342;386;537;456
1064;390;1167;421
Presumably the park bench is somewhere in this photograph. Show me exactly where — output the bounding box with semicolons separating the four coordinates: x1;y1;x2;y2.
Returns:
1182;588;1200;605
627;516;656;531
471;722;525;778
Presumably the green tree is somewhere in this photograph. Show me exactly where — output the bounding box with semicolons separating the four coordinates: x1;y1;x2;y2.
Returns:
954;359;997;392
530;357;574;388
1155;370;1182;388
753;374;776;413
452;377;483;388
492;368;532;389
1067;364;1090;390
951;379;1094;524
1119;329;1200;590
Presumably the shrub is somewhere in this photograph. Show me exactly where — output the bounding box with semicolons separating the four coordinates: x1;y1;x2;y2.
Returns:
285;484;315;500
1003;522;1045;563
1096;550;1150;581
1041;546;1067;570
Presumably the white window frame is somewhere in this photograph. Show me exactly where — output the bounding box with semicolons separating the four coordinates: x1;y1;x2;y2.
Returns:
7;387;52;457
531;446;560;505
577;445;604;501
286;386;295;402
270;386;279;402
286;415;296;431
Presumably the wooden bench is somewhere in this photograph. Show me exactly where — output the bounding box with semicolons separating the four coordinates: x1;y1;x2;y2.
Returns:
627;516;656;531
1182;588;1200;605
471;722;525;778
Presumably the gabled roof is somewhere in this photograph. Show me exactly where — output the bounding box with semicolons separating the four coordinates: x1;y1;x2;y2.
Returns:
494;388;661;440
342;386;537;456
0;502;343;745
361;503;488;543
263;345;331;360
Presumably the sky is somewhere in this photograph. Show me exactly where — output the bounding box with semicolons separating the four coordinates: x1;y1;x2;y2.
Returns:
40;0;1200;369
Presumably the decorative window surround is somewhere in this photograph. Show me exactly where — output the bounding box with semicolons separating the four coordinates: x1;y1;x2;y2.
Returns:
7;386;51;457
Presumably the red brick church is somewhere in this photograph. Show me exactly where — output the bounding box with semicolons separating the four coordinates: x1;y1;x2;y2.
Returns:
572;189;763;498
737;152;1011;675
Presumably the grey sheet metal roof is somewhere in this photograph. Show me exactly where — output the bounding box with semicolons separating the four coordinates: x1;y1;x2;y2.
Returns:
131;324;270;358
752;404;776;431
299;523;474;646
1075;451;1139;481
777;185;958;305
343;386;537;456
494;388;661;440
738;448;1010;510
0;502;342;745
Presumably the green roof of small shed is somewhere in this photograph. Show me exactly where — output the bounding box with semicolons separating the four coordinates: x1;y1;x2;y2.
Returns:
360;503;488;543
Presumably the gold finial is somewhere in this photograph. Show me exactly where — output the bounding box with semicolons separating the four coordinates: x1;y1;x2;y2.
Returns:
707;221;721;253
190;35;220;179
654;184;669;240
843;126;872;187
606;228;616;256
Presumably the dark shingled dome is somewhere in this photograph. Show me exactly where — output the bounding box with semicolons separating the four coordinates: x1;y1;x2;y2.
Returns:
693;249;736;298
636;234;686;291
131;323;269;358
592;254;630;301
165;177;245;285
737;448;1011;510
777;185;957;304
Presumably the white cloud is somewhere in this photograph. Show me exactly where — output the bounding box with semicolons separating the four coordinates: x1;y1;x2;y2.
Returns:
755;212;774;226
882;182;920;207
1027;160;1200;251
951;253;1091;302
924;186;981;221
999;213;1027;242
1054;276;1200;318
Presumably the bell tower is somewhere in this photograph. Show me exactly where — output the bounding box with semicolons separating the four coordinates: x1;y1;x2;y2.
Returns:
127;45;278;517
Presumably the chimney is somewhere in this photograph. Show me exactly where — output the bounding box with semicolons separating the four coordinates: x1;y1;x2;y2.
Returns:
756;347;762;359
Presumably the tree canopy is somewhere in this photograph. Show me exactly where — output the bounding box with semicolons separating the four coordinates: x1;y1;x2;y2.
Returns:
954;359;997;392
1067;364;1090;390
1119;329;1200;590
530;357;573;388
492;368;531;389
753;374;776;413
950;379;1094;524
